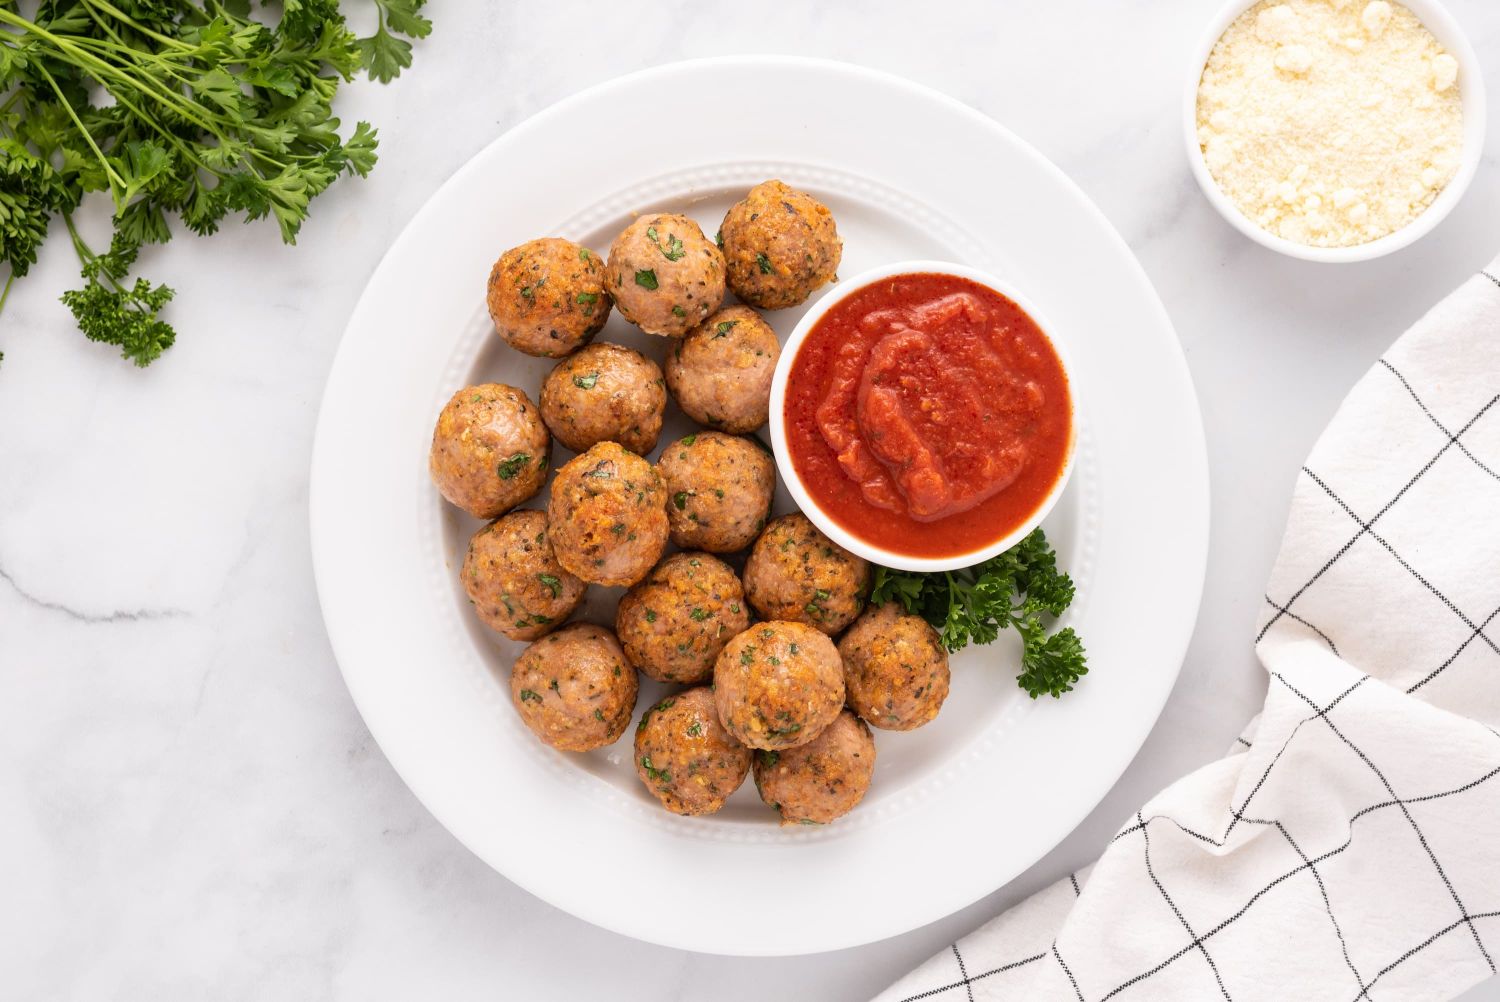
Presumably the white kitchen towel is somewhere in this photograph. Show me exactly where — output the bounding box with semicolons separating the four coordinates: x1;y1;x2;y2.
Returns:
876;261;1500;1002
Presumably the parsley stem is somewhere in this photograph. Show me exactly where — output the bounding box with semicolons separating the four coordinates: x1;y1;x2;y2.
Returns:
62;214;128;297
80;0;195;52
0;270;16;318
28;61;128;196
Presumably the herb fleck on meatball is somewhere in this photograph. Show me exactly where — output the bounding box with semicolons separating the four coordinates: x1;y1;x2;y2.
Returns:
634;687;752;816
486;237;611;358
720;180;841;310
606;214;725;337
540;342;666;455
743;513;871;634
429;383;550;519
665;305;780;433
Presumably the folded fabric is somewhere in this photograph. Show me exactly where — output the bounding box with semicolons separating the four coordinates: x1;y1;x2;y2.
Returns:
877;260;1500;1002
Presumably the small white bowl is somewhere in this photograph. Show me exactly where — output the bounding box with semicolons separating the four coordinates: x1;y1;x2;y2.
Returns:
767;260;1077;574
1184;0;1486;263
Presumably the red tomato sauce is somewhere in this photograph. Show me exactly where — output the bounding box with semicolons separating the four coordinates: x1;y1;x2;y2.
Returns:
785;272;1072;559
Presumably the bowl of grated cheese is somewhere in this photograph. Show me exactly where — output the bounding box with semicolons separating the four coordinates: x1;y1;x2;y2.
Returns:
1185;0;1486;263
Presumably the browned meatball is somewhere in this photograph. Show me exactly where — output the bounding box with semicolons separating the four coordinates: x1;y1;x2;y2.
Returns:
753;710;875;825
510;624;637;752
665;305;780;433
615;552;751;683
539;342;667;455
742;514;871;634
839;603;950;730
606;214;725;337
720;180;841;310
462;510;587;642
714;622;844;750
486;237;610;358
656;432;775;553
547;442;669;587
429;384;550;519
634;687;752;816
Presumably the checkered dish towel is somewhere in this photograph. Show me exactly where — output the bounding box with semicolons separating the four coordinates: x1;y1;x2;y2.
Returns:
877;261;1500;1002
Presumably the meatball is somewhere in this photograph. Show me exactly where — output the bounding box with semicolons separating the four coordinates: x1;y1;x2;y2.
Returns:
605;214;725;337
656;432;775;553
720;180;841;310
838;603;950;730
714;621;844;750
547;442;669;587
486;237;611;358
743;513;871;634
429;383;550;519
753;710;875;826
539;342;666;455
615;552;751;683
634;687;752;816
462;510;587;642
665;305;780;433
510;624;638;752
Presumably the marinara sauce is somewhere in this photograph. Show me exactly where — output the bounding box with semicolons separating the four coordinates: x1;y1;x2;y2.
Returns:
784;272;1072;559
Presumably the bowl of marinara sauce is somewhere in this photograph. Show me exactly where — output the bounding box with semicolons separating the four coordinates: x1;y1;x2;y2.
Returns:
769;261;1076;573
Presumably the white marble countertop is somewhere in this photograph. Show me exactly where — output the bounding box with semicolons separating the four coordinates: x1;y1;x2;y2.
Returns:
4;2;1500;999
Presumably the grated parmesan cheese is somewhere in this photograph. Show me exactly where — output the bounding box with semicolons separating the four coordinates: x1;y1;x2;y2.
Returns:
1196;0;1463;247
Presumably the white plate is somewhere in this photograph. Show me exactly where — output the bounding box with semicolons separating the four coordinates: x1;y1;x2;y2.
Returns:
310;56;1209;956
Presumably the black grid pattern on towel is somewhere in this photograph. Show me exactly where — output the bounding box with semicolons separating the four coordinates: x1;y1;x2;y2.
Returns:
890;270;1500;1001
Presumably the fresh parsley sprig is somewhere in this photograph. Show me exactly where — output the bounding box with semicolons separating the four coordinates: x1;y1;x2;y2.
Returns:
870;528;1089;699
0;0;431;366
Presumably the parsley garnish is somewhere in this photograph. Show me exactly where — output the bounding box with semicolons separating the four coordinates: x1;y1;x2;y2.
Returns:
713;320;739;338
689;608;710;622
756;253;774;274
673;491;691;510
519;689;542;703
870;528;1088;699
573;371;600;390
0;0;429;365
634;269;659;290
537;573;561;597
681;434;697;446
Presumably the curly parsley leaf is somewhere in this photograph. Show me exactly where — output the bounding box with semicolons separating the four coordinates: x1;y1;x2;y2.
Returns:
870;528;1088;699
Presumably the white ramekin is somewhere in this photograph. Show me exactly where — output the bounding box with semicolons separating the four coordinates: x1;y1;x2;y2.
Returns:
767;260;1077;574
1184;0;1487;263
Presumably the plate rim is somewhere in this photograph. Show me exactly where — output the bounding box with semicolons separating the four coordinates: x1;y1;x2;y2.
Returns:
309;54;1211;955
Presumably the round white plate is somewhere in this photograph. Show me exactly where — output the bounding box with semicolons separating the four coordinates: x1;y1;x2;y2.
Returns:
310;56;1209;956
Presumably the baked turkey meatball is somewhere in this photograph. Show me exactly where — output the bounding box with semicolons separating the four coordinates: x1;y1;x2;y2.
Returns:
753;710;875;825
605;214;725;337
615;552;750;683
547;442;669;587
656;432;775;553
486;237;610;358
510;623;637;752
838;603;950;730
429;383;550;519
743;513;871;634
720;180;841;310
539;342;667;455
665;305;780;433
463;510;586;641
714;621;844;750
634;687;752;816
